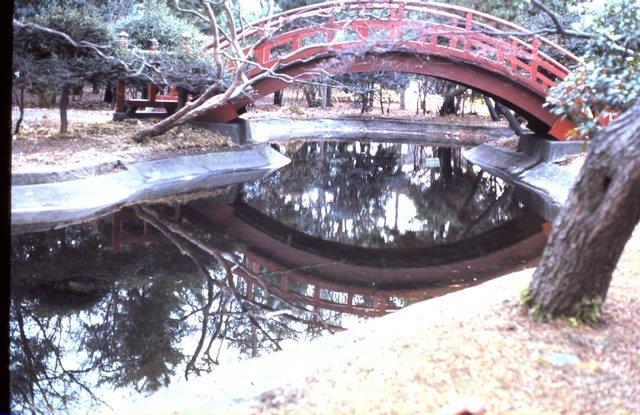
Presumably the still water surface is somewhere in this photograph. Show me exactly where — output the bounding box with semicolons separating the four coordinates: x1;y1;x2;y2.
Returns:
10;140;547;413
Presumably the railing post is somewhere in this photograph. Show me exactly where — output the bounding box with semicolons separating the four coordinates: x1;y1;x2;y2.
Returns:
449;17;459;49
530;36;541;80
250;258;260;274
465;12;473;30
373;295;382;311
255;45;269;64
356;26;369;39
147;82;158;104
292;37;302;51
464;12;473;54
326;17;336;43
429;30;437;47
389;3;404;20
509;38;519;69
115;80;126;113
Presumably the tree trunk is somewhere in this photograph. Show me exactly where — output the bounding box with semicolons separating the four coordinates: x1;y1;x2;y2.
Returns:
72;84;83;101
321;82;329;108
439;85;466;116
177;87;189;110
399;88;406;110
440;95;456;116
436;147;453;181
379;86;384;115
103;81;114;103
303;86;320;107
484;96;501;121
495;103;523;135
13;86;25;135
59;85;70;134
273;89;283;106
360;93;367;114
527;100;640;317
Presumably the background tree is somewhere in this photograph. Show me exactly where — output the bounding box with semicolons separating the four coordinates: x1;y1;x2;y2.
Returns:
13;4;113;134
112;0;208;51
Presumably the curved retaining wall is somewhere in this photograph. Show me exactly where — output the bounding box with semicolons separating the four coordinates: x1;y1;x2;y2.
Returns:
11;145;290;233
463;135;585;220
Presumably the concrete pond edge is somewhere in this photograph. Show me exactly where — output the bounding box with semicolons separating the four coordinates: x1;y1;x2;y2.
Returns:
11;144;290;233
462;134;586;220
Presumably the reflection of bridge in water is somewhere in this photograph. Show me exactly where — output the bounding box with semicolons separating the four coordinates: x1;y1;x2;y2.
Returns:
114;197;547;317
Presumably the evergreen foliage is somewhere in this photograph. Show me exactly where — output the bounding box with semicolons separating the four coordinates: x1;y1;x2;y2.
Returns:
112;0;207;50
546;0;640;137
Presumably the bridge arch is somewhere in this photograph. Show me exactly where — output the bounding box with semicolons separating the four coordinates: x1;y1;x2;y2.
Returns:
203;1;578;139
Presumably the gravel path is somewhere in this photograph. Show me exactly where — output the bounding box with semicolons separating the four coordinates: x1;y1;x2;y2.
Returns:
12;107;113;124
248;228;640;414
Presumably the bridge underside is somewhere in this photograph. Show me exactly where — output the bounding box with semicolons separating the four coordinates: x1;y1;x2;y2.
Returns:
199;53;564;137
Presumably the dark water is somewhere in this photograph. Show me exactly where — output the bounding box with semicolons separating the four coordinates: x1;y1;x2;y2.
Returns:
10;140;547;413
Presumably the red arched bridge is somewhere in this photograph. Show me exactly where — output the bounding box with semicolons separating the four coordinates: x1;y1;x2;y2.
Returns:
115;1;578;139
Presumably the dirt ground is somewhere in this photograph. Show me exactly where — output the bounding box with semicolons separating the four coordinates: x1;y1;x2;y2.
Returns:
244;100;506;127
250;227;640;415
11;113;233;172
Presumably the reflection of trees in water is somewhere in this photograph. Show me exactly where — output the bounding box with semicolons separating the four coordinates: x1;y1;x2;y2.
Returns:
10;210;342;414
132;206;342;369
10;222;199;413
244;141;522;248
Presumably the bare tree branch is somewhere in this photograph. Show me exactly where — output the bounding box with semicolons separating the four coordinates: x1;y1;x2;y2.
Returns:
174;0;209;23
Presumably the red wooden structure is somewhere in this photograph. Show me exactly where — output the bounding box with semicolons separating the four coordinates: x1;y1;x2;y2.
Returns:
115;1;579;138
115;81;179;114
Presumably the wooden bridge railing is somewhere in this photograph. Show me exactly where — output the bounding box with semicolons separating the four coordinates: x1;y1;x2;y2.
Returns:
210;0;578;97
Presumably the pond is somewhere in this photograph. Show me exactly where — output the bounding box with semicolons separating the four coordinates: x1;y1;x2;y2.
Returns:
10;139;548;413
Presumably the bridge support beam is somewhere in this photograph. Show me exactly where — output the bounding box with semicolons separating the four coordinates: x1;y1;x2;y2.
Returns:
195;104;240;123
548;117;576;140
189;118;251;144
